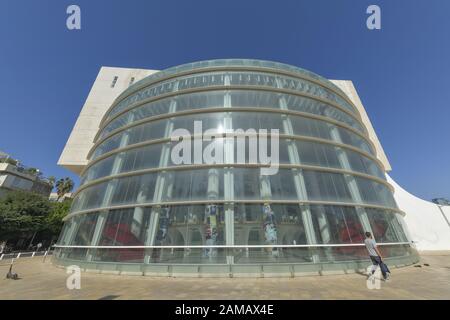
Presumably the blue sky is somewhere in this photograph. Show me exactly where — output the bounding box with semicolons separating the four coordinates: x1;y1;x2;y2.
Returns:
0;0;448;200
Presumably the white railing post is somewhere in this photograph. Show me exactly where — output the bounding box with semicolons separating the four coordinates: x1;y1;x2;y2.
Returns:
32;251;36;257
16;252;21;259
43;250;48;263
0;254;3;261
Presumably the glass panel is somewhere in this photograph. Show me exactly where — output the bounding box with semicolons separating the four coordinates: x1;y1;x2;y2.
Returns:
337;127;373;155
268;169;298;200
71;182;108;212
56;221;71;245
161;169;224;202
121;144;163;173
354;177;397;207
83;136;384;187
93;111;373;160
234;204;306;245
110;173;157;206
70;214;98;246
66;214;99;260
94;208;151;263
366;209;408;243
233;203;310;263
303;171;353;203
80;155;115;185
105;61;359;122
296;140;341;169
310;205;364;244
151;205;226;264
101;88;364;140
233;168;261;200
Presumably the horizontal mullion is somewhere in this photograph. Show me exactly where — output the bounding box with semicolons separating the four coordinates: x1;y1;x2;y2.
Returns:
75;163;391;198
63;200;404;221
91;106;374;160
82;134;384;177
97;85;365;142
102;66;360;126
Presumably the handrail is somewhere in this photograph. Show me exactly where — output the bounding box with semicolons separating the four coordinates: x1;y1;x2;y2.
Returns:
0;250;53;261
53;242;411;249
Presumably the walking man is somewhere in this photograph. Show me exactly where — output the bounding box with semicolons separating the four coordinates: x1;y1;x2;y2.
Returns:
364;231;390;281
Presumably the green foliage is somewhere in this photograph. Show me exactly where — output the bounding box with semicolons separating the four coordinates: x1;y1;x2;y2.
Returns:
55;177;74;200
25;167;41;177
47;176;56;189
45;199;73;234
0;157;18;166
0;191;50;239
0;191;72;240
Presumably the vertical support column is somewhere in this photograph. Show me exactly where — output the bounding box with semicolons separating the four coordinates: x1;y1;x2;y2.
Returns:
145;169;175;263
63;219;78;245
327;123;373;235
144;206;162;264
223;130;234;264
86;212;107;261
86;116;137;261
205;169;220;259
394;213;411;243
277;89;321;263
61;217;79;258
223;78;235;264
259;175;276;259
259;175;271;201
389;212;408;243
143;93;178;264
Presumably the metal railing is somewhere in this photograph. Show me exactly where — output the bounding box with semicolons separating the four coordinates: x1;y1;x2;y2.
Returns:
0;250;53;262
52;242;412;249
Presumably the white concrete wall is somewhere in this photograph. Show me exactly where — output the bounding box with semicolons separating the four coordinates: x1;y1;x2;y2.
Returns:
0;163;36;188
58;66;158;174
331;80;392;172
388;175;450;251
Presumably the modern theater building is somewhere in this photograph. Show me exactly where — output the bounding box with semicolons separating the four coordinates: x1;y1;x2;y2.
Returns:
54;59;450;276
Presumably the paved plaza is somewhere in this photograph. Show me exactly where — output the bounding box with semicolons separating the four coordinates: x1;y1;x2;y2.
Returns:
0;252;449;300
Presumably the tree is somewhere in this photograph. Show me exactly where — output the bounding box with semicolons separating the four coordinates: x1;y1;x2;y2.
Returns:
0;191;72;247
45;199;72;235
25;167;39;175
55;177;74;201
47;176;56;189
0;157;18;166
0;191;51;240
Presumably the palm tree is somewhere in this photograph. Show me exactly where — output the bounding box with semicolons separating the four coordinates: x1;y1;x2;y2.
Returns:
55;177;74;201
48;176;56;189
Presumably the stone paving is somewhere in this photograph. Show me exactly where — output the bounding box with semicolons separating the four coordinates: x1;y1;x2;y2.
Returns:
0;252;449;300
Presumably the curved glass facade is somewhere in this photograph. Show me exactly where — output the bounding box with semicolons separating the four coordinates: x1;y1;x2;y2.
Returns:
54;59;418;275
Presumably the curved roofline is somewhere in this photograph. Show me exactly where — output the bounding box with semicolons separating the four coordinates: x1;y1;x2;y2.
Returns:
101;59;358;125
125;59;345;97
